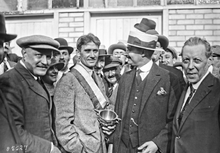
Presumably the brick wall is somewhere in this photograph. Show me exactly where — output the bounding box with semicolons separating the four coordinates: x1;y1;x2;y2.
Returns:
168;8;220;56
58;12;84;50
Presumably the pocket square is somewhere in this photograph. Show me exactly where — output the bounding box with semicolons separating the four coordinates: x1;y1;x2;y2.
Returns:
157;87;167;96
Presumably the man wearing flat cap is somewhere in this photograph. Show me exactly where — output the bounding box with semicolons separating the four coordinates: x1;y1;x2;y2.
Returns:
0;13;17;74
0;35;62;153
109;30;179;153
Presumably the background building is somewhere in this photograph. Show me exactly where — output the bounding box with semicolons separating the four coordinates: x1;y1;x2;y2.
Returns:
1;0;220;60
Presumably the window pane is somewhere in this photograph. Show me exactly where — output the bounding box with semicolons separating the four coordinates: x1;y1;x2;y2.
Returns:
137;0;161;5
167;0;194;5
89;0;105;7
52;0;83;8
28;0;48;10
118;0;133;6
0;0;17;11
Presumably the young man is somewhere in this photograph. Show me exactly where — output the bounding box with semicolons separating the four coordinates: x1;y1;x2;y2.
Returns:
0;35;61;153
54;33;109;153
161;46;178;67
110;30;179;153
173;37;220;153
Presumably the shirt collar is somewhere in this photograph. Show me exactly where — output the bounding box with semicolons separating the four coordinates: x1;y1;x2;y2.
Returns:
192;70;210;90
138;60;153;73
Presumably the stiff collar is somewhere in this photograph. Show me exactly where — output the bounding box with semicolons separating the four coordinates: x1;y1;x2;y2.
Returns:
79;61;94;76
137;60;153;73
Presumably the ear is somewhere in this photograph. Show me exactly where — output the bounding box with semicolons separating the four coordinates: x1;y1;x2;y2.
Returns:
21;49;27;60
76;49;80;57
207;56;213;66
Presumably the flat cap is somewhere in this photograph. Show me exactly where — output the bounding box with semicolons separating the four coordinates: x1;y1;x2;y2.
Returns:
17;35;60;53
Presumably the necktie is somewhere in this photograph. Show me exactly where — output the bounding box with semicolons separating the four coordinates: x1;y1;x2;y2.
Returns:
136;69;142;85
3;60;8;72
178;84;196;125
92;71;98;85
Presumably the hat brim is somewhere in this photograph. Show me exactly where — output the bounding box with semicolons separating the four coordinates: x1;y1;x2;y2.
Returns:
59;46;73;54
29;44;60;54
0;33;17;42
127;43;156;51
48;62;64;71
104;63;121;70
108;44;126;54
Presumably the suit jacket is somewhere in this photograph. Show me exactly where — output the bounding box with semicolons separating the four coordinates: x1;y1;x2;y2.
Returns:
173;73;220;153
160;63;186;91
0;62;55;153
111;63;179;153
54;65;107;153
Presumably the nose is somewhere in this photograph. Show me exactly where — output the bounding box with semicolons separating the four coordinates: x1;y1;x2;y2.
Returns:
90;51;95;57
188;60;194;70
109;70;115;76
41;55;48;65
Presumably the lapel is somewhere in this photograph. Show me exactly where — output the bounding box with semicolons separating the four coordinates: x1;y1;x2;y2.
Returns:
139;63;161;115
14;63;50;103
121;69;136;119
179;73;214;130
174;86;187;129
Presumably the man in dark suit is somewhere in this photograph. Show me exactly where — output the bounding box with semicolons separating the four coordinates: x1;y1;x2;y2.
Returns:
0;35;62;153
0;13;17;74
173;37;220;153
110;30;179;153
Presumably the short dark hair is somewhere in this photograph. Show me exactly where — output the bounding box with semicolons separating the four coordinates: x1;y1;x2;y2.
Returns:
181;37;211;58
76;33;101;51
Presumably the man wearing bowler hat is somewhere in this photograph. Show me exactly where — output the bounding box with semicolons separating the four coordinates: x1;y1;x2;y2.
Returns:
0;13;17;74
54;37;73;82
109;30;179;153
0;34;62;153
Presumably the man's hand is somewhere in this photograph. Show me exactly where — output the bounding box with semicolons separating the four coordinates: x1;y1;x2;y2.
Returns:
101;123;116;136
137;141;158;153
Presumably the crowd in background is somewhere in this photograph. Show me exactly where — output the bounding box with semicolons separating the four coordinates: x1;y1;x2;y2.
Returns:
0;12;220;153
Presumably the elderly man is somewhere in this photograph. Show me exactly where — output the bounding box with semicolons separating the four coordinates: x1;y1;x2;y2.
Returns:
173;37;220;153
0;35;61;153
110;30;179;153
54;33;109;153
0;13;17;74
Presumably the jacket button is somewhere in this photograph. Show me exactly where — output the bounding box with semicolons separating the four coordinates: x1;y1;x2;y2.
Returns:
176;136;180;139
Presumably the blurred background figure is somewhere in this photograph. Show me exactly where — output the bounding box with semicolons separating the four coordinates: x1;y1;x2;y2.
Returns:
94;45;108;78
54;37;73;82
161;46;177;66
108;41;130;74
42;58;64;98
0;13;17;75
103;55;122;109
210;45;220;79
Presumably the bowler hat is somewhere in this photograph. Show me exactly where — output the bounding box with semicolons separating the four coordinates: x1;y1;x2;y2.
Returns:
48;58;64;71
134;18;169;50
99;45;108;57
166;46;177;59
54;38;73;54
104;56;122;70
17;35;60;53
0;13;17;42
211;45;220;56
108;42;126;55
127;30;158;51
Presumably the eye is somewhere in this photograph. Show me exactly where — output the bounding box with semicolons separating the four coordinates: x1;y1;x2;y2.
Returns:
183;58;189;64
36;54;42;58
93;49;98;53
194;58;201;64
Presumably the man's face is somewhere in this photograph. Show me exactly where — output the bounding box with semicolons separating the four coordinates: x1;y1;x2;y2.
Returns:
182;44;211;84
0;40;4;63
127;46;143;67
95;56;105;71
79;42;99;69
104;67;118;84
151;50;162;62
161;51;175;66
59;49;70;70
23;48;52;76
113;49;127;65
42;66;59;84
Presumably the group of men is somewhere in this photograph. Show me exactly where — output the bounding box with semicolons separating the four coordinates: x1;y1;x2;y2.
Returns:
0;12;220;153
